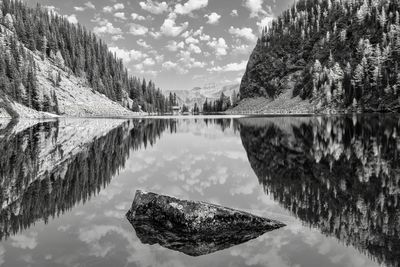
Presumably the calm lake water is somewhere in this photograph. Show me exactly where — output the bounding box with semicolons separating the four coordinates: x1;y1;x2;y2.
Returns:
0;115;399;267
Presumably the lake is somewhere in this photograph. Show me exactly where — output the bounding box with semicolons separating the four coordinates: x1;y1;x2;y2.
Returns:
0;115;399;267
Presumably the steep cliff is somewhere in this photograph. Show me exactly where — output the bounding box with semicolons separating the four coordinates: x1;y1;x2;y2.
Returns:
238;0;400;114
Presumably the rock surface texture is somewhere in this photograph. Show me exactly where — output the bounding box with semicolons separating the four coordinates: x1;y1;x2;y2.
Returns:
126;190;285;256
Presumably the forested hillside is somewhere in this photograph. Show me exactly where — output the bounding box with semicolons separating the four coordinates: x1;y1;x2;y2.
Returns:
0;0;171;117
240;0;400;113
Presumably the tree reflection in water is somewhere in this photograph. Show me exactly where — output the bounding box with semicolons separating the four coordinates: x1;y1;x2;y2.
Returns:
0;119;176;241
0;115;399;267
238;115;400;267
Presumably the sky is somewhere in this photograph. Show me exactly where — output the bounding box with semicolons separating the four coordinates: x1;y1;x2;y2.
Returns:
29;0;293;91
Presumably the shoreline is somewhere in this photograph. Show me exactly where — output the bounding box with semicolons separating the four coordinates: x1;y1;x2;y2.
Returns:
2;112;399;121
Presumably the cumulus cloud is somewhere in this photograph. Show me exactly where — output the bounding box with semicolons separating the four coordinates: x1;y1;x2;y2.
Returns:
185;36;199;44
243;0;269;17
131;13;146;21
93;19;122;35
139;0;168;14
166;40;185;51
112;34;125;41
103;6;113;13
66;14;78;24
188;43;201;54
128;23;149;36
177;50;206;69
103;3;124;13
74;1;95;11
207;61;247;72
205;12;221;24
143;57;156;66
114;12;127;20
207;37;228;56
231;9;238;16
162;61;178;70
137;39;151;49
174;0;208;15
229;26;257;43
109;46;146;63
232;44;252;55
160;13;189;37
114;3;125;10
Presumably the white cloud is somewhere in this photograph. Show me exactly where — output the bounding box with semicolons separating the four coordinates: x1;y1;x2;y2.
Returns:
74;2;95;11
85;2;95;9
93;20;122;35
166;40;185;51
114;3;125;10
128;23;149;36
177;50;206;69
243;0;268;17
114;12;126;20
66;14;78;24
207;37;228;56
155;54;164;63
103;3;124;13
149;31;162;39
188;43;201;54
229;26;257;42
103;6;113;13
112;34;124;41
199;33;211;41
207;61;247;72
74;6;85;11
174;0;208;15
185;36;199;44
232;44;252;55
162;61;178;70
139;0;168;14
143;58;156;66
131;13;146;21
231;9;238;16
109;47;146;63
160;13;189;37
205;12;221;24
162;61;188;74
137;39;151;49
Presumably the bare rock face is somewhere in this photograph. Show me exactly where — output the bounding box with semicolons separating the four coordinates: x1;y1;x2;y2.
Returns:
126;190;285;257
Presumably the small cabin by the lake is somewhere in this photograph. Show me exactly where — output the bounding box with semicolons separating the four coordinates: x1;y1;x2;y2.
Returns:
172;106;181;115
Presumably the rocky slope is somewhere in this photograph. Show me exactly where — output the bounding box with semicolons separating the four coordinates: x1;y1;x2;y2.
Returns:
237;0;400;114
0;25;136;118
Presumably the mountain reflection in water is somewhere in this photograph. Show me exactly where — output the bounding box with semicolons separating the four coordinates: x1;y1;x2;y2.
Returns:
0;119;176;241
0;115;398;267
238;115;400;267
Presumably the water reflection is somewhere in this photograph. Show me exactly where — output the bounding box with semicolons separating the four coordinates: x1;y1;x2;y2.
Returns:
0;115;398;267
238;115;400;267
0;119;174;241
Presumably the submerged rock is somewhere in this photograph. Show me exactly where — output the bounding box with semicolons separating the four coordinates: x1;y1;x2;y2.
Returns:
126;190;285;256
